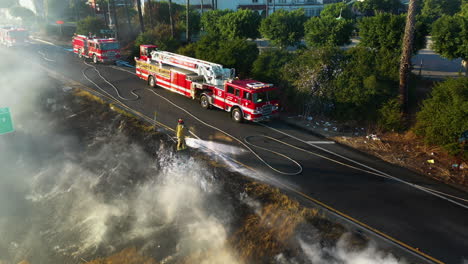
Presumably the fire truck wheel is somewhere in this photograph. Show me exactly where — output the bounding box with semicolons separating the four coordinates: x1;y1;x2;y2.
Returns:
200;95;211;109
232;108;244;123
93;54;98;64
148;76;157;88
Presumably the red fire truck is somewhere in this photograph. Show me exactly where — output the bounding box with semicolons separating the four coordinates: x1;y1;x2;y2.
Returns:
135;45;280;122
72;34;120;63
0;27;29;47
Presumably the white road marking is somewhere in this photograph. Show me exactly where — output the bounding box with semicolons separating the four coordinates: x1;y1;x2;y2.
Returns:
306;141;335;144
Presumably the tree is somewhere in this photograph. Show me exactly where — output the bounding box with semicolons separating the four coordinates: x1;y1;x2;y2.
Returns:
358;13;426;53
353;0;403;15
136;0;144;32
420;0;462;25
252;50;295;84
218;9;261;39
399;0;418;115
415;78;468;150
76;16;106;35
331;47;396;120
320;2;354;20
135;24;181;53
259;9;307;48
187;35;258;77
304;17;354;48
200;9;232;35
8;6;35;24
431;15;468;74
168;0;174;37
280;47;345;114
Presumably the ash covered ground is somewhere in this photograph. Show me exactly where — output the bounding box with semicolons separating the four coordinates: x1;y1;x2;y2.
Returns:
0;48;407;264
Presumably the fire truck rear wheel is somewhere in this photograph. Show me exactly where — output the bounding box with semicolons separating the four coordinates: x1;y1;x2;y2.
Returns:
148;76;157;88
93;54;98;64
232;108;244;123
200;95;211;109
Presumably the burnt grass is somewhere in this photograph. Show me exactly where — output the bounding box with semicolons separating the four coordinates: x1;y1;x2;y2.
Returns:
38;84;389;263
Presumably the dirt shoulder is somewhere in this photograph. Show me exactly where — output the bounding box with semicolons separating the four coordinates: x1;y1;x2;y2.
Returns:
281;115;467;191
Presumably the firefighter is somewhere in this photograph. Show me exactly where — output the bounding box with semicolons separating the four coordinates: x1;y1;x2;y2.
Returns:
176;118;187;151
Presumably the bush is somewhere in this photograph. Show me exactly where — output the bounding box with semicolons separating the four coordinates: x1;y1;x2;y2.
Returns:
252;50;295;84
415;78;468;149
177;42;197;57
134;24;181;53
188;35;258;77
378;98;404;131
76;16;107;36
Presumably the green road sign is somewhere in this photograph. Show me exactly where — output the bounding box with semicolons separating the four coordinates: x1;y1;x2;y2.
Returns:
0;108;14;135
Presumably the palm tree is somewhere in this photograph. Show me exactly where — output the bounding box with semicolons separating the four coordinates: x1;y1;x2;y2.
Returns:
399;0;417;115
168;0;175;38
136;0;145;33
186;0;190;42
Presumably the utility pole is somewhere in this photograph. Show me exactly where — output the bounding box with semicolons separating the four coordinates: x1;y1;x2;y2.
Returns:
186;0;190;42
136;0;145;33
200;0;204;15
399;0;417;115
265;0;269;17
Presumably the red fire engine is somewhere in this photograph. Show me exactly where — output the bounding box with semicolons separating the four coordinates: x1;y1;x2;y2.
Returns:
135;45;279;122
72;34;120;63
0;27;29;47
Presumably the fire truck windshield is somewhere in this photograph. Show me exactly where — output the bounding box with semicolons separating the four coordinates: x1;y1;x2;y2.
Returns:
252;90;279;103
100;42;119;50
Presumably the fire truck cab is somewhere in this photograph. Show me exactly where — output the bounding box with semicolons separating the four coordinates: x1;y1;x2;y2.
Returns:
135;46;279;122
72;34;120;63
0;27;29;47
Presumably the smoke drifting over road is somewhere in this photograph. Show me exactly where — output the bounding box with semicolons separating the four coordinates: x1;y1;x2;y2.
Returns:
0;46;412;264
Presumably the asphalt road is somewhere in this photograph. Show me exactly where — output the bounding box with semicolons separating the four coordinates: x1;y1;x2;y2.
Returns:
22;41;468;264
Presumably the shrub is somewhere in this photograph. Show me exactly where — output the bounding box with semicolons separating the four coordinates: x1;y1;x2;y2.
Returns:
252;50;295;84
134;24;181;53
76;16;106;36
378;98;404;131
415;78;468;149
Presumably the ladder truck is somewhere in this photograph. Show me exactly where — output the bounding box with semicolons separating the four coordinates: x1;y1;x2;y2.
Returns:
135;45;280;122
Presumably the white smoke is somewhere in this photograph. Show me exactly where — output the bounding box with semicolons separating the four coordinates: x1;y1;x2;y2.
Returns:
0;48;240;263
298;234;406;264
18;0;37;14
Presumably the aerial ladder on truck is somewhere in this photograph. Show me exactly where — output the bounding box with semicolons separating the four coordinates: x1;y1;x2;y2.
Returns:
150;50;235;86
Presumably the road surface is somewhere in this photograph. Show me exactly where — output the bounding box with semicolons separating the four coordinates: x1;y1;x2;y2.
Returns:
20;41;468;264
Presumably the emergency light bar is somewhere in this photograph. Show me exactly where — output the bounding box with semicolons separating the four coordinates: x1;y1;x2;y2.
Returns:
247;82;273;89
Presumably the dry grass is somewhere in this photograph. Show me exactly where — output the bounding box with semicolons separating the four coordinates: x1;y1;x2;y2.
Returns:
334;131;467;188
84;248;157;264
230;182;319;262
74;89;105;104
